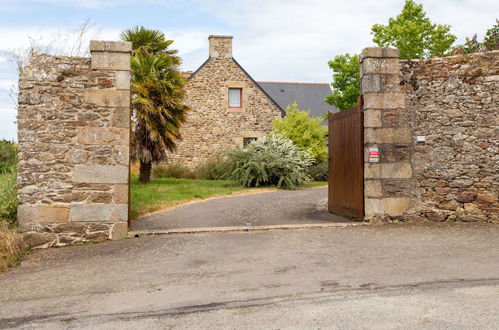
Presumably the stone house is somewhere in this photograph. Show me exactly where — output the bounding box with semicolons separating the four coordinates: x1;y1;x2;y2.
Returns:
168;35;335;169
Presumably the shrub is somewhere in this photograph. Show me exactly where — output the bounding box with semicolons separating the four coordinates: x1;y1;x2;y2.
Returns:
152;164;195;179
0;171;17;225
195;152;235;180
0;140;17;174
273;103;328;163
229;133;313;189
0;222;27;272
308;162;328;181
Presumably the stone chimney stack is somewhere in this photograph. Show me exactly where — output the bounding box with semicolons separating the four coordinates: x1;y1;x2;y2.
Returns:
209;35;233;58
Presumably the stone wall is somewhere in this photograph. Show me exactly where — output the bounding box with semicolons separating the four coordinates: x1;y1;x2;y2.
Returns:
361;47;498;223
17;41;132;247
167;35;283;168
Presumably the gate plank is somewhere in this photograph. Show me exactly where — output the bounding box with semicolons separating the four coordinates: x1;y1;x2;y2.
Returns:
328;101;364;220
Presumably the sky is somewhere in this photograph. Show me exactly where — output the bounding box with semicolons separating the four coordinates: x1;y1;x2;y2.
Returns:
0;0;498;140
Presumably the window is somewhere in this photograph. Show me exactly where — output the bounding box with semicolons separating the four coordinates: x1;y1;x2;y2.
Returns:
243;137;257;147
228;88;242;108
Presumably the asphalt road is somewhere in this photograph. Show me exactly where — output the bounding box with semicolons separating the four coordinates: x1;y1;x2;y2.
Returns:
131;187;351;231
1;222;498;328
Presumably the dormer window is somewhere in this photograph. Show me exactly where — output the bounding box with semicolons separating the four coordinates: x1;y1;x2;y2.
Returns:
228;88;242;108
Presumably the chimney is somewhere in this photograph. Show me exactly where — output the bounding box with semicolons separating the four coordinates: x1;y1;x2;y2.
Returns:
209;35;233;58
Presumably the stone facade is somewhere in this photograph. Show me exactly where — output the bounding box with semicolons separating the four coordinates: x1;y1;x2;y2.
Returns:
361;47;498;223
17;41;131;247
167;35;283;168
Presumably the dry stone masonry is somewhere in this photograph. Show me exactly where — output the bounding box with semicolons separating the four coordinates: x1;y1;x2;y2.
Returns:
17;41;131;247
361;47;498;223
167;35;283;168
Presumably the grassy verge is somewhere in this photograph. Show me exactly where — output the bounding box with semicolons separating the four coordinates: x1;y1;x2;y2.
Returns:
0;170;26;272
130;173;327;219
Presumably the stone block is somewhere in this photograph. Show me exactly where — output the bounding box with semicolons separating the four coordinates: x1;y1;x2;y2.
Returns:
70;204;128;222
84;90;130;108
114;184;129;204
18;205;70;227
77;126;129;145
363;93;405;109
111;107;130;128
361;75;400;93
361;58;400;75
365;128;412;144
111;222;128;240
383;197;411;215
365;180;382;197
90;40;132;53
360;48;399;62
23;232;57;248
380;162;412;179
91;51;130;70
365;163;381;179
364;109;382;127
115;71;130;90
365;198;385;217
73;165;129;184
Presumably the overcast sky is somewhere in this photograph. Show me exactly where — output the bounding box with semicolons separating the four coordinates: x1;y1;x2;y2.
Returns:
0;0;498;140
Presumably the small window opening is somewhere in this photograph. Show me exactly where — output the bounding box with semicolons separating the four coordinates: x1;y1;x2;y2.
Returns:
229;88;242;108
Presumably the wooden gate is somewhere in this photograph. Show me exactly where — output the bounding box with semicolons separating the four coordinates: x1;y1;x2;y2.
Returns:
328;98;364;220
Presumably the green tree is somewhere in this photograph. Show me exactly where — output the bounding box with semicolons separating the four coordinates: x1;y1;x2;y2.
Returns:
273;103;328;163
371;0;456;59
324;54;360;111
121;26;190;184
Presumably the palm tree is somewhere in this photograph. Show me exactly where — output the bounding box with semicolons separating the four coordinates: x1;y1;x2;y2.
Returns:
121;27;189;184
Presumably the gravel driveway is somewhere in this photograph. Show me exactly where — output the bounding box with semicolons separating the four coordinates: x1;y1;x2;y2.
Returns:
131;187;351;231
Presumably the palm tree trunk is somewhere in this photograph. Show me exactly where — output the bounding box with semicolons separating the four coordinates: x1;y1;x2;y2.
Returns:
139;160;152;184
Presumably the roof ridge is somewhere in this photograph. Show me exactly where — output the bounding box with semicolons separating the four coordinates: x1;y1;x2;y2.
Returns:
257;81;330;86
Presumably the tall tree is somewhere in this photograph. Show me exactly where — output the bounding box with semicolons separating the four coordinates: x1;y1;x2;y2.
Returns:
371;0;456;59
121;27;190;184
324;54;360;111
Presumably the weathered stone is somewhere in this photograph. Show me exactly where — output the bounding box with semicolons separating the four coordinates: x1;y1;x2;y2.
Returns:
365;180;382;198
114;184;129;204
84;232;110;243
70;204;128;222
84;89;130;108
73;165;128;184
111;222;128;240
365;128;412;144
18;205;69;227
383;198;411;216
17;42;130;245
476;193;495;203
380;162;412;179
89;192;113;203
456;192;477;203
91;52;130;70
115;71;130;90
363;93;405;109
458;215;482;222
52;223;86;234
364;163;381;179
23;232;57;247
111;107;130;128
361;58;400;75
363;109;382;127
425;212;447;222
77;126;129;145
89;40;132;53
360;47;399;61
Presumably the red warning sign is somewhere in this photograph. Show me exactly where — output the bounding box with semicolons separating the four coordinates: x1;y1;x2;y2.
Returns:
368;147;379;163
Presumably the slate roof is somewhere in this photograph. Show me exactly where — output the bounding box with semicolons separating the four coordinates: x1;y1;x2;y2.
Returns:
257;82;338;118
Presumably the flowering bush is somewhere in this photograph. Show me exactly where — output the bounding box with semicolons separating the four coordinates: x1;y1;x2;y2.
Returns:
229;133;313;189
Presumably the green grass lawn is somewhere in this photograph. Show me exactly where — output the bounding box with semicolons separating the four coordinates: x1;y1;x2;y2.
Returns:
130;173;327;219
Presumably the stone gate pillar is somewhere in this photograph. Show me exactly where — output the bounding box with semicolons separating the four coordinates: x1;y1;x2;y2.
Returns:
360;48;414;221
17;40;131;247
